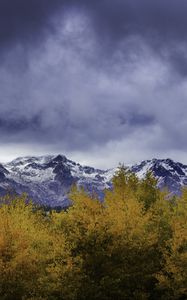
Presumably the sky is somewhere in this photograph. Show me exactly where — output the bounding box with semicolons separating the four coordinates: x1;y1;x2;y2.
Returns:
1;0;187;168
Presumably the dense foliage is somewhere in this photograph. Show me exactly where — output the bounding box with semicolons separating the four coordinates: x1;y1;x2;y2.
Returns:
0;166;187;300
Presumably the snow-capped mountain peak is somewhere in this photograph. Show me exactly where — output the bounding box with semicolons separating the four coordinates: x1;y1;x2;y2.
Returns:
0;155;186;207
130;158;187;193
1;154;112;207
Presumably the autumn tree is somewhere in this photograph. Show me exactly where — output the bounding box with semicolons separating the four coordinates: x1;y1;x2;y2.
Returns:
157;189;187;299
0;194;68;300
51;168;164;300
0;167;186;300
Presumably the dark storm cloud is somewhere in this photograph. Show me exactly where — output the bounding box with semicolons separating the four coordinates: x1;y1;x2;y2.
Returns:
0;0;63;47
78;0;187;76
1;0;187;49
1;0;187;72
85;0;187;42
0;115;41;133
1;0;187;166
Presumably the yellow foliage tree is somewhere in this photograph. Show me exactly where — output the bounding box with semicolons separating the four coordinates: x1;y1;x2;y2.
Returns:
50;169;163;300
157;189;187;299
0;167;187;300
0;194;68;300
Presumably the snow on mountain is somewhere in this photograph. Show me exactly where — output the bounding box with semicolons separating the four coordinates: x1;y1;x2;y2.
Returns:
130;158;187;193
1;154;112;207
0;155;186;207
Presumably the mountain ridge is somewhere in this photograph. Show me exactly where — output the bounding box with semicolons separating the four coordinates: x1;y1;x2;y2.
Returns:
0;155;186;207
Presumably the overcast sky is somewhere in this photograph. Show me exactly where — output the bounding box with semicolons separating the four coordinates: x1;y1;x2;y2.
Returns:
1;0;187;168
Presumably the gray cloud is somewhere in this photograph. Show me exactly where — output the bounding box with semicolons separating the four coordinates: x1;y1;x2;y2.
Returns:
0;0;187;167
1;1;187;60
0;0;63;47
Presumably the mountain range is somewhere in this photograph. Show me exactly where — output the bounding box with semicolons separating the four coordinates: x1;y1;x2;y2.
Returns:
0;155;186;207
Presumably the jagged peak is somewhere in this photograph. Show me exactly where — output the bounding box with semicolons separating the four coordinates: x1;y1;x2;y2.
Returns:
0;154;187;207
135;157;186;166
8;155;54;164
51;154;68;163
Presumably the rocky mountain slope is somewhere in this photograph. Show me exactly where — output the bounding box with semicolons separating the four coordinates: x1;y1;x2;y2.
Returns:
0;155;113;207
0;155;186;207
131;158;187;194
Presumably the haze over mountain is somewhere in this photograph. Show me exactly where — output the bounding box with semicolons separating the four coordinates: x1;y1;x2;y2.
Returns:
0;154;186;207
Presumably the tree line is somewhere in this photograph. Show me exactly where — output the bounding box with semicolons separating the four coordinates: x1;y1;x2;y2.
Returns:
0;166;187;300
